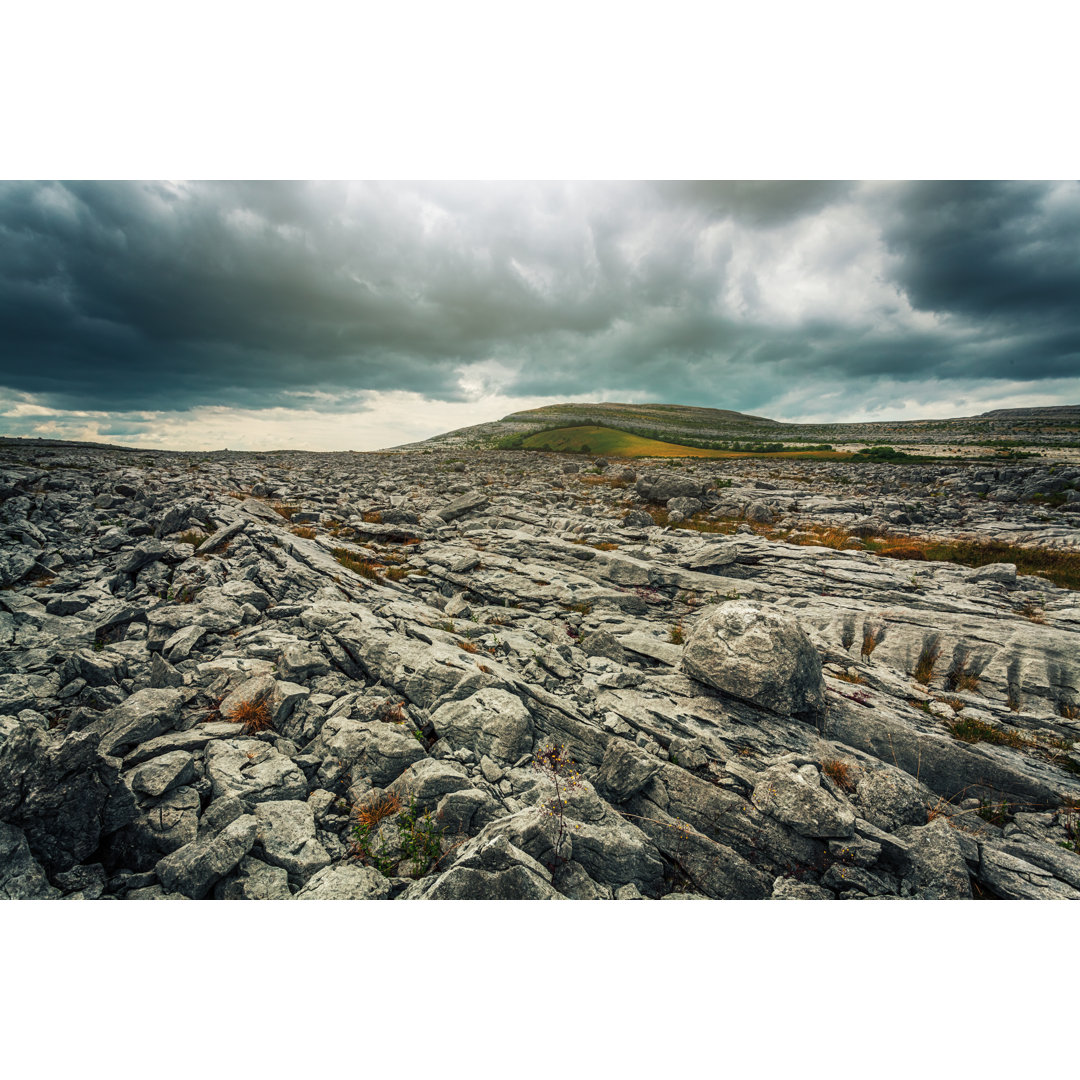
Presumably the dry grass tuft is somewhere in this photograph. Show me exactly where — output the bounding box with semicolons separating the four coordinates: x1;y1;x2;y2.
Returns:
352;791;402;830
833;671;866;685
271;503;300;520
821;758;856;792
291;526;317;539
227;697;274;735
668;623;686;645
457;639;481;654
332;547;381;581
795;526;853;550
362;511;383;524
1018;602;1046;624
914;637;941;685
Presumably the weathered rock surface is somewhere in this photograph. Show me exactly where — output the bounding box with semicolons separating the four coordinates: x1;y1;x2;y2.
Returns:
2;438;1078;899
682;602;826;723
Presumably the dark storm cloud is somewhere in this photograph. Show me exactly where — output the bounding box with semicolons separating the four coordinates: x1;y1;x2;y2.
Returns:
0;179;1077;419
879;181;1080;325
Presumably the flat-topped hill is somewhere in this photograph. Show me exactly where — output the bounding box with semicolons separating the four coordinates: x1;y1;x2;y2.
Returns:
400;401;1080;455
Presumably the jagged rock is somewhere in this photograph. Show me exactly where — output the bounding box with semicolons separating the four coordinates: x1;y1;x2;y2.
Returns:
387;758;473;811
682;601;826;722
218;673;276;718
751;761;856;839
430;688;534;766
205;738;308;804
309;716;426;789
296;862;392;900
0;822;60;899
277;643;330;681
435;490;489;522
155;814;259;899
410;834;562;900
101;785;200;871
895;819;973;899
594;740;662;802
127;750;196;798
218;855;292;899
0;720;130;875
3;438;1080;901
94;688;184;759
53;862;107;899
581;629;628;665
253;800;330;885
772;877;834;899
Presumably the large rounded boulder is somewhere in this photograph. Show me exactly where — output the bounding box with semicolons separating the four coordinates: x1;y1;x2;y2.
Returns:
681;601;826;723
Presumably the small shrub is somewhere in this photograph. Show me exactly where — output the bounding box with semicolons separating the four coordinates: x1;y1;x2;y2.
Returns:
668;623;685;645
353;791;402;830
396;797;444;877
533;744;583;867
951;670;981;694
291;526;317;539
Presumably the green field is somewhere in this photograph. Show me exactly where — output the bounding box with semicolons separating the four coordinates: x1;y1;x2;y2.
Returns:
518;425;853;459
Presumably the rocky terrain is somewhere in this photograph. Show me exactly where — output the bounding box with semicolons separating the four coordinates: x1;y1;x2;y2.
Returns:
2;437;1079;900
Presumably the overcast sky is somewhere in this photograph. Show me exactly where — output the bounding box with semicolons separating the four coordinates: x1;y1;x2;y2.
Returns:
1;179;1078;451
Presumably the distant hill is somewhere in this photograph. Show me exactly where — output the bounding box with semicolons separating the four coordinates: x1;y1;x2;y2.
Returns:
398;401;1080;452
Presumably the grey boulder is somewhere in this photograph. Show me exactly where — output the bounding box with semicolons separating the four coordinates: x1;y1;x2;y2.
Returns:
682;601;826;723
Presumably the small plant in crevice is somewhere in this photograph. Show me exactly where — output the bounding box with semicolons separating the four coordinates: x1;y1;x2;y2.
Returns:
1058;803;1080;853
331;547;381;582
373;698;409;725
820;758;856;792
860;624;883;661
396;797;444;877
977;799;1013;827
349;795;400;877
913;636;941;686
533;743;584;868
668;623;686;645
948;715;1031;750
227;697;274;735
1018;601;1046;624
291;526;317;539
833;670;866;685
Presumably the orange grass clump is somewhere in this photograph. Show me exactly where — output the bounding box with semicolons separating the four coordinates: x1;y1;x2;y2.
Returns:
821;759;856;792
227;697;274;735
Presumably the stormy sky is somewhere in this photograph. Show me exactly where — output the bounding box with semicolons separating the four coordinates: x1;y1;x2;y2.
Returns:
1;179;1078;451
